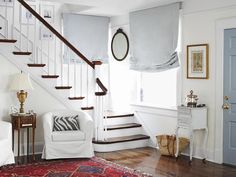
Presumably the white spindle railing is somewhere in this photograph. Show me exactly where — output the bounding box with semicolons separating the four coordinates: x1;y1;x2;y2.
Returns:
1;0;109;141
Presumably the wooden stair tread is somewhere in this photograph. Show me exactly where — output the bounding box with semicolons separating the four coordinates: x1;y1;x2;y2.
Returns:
68;97;85;100
104;111;134;119
95;92;106;96
13;51;32;55
92;60;102;65
28;64;46;67
0;39;17;43
42;75;59;78
106;123;142;131
55;86;72;89
81;106;94;110
92;134;150;144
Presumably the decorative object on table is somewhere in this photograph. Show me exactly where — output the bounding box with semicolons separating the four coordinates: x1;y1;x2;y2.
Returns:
185;90;198;107
156;135;189;157
40;4;54;23
9;105;18;114
40;26;53;40
11;113;36;162
9;72;34;114
187;44;209;79
21;5;36;25
111;28;129;61
0;0;13;7
0;157;152;177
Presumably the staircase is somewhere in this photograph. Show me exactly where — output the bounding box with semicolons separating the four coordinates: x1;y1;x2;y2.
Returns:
0;0;150;152
93;112;150;152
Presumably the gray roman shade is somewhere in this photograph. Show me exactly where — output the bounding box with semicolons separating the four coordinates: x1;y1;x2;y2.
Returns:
129;3;180;72
63;14;109;63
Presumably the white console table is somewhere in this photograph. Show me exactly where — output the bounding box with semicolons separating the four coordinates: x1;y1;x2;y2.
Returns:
175;106;208;162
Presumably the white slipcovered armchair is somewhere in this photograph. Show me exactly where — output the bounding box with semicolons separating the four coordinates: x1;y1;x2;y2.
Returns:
0;121;15;166
42;110;94;160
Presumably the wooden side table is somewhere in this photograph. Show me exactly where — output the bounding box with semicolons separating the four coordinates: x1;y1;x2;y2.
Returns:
11;113;36;161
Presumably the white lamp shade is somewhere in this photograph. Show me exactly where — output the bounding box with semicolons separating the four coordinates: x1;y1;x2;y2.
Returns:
9;73;34;91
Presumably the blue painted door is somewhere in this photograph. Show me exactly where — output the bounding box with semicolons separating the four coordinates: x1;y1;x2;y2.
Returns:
223;28;236;166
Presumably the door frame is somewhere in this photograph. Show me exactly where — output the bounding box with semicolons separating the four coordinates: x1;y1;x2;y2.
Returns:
215;17;236;164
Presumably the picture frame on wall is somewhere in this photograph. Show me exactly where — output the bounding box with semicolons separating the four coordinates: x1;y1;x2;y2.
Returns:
40;5;54;23
21;5;36;25
40;26;53;40
187;44;209;79
0;0;13;7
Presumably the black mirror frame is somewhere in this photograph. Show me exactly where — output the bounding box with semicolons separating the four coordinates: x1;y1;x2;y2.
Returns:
111;28;129;61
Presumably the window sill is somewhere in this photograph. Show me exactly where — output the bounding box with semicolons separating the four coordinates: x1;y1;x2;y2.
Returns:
130;102;177;111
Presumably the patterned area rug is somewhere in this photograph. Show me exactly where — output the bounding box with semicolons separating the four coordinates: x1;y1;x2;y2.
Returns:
0;157;152;177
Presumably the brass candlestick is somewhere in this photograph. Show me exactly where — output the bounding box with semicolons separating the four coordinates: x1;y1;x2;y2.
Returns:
17;90;28;113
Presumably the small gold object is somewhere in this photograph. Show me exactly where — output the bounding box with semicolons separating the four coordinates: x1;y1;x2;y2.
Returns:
9;72;33;114
222;103;230;110
17;90;28;113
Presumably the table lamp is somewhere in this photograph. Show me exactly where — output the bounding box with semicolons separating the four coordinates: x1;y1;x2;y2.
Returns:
9;72;34;114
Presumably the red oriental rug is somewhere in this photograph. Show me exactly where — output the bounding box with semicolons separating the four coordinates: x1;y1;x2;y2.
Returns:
0;157;152;177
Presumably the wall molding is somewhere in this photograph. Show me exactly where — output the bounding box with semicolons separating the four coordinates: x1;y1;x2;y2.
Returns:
215;16;236;164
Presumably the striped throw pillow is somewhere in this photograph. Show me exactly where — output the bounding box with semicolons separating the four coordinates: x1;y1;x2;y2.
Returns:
53;115;80;131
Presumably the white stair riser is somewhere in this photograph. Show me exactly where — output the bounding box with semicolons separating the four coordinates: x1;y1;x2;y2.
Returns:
93;139;150;152
104;127;144;138
104;117;137;125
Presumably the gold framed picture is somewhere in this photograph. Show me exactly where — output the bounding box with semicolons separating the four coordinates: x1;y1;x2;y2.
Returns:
187;44;209;79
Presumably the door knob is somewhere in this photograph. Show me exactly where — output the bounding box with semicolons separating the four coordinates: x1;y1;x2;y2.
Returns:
222;103;230;110
224;96;229;100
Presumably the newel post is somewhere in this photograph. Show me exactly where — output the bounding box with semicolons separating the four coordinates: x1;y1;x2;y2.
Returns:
93;61;104;141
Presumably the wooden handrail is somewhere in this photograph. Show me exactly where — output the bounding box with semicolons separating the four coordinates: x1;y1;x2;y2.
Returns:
17;0;94;69
96;78;107;95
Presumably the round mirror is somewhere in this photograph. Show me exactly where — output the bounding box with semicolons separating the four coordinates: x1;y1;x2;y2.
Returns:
111;28;129;61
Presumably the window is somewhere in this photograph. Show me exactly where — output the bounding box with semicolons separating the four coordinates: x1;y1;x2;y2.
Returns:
139;68;178;108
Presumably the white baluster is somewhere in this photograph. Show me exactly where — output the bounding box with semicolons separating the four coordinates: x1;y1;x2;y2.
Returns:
86;64;89;106
12;0;15;39
5;0;8;38
20;7;22;50
40;24;43;64
67;47;70;86
48;40;50;74
80;62;83;97
54;37;57;75
61;43;64;86
34;17;37;63
74;59;76;96
27;10;29;52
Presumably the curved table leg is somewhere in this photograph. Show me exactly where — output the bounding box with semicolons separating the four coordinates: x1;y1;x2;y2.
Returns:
203;127;208;162
190;130;194;162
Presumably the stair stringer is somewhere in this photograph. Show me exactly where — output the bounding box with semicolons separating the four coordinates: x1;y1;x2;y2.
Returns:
0;42;83;110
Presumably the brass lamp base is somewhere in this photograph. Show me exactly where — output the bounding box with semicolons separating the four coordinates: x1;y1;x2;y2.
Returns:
17;90;28;113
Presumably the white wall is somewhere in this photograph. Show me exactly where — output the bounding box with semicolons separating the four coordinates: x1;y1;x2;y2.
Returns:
182;0;236;162
110;0;236;163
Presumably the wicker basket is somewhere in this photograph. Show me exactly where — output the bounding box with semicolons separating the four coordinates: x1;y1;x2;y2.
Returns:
156;135;189;156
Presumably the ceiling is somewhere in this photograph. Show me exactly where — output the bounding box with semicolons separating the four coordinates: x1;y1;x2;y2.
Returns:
44;0;183;16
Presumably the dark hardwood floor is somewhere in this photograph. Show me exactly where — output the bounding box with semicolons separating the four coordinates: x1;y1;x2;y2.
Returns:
16;147;236;177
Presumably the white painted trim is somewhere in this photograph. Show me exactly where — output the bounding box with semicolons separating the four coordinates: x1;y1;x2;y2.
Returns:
131;104;177;118
215;16;236;164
